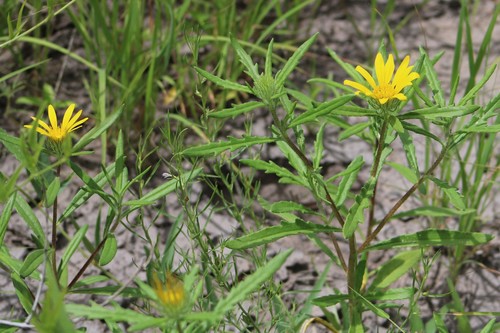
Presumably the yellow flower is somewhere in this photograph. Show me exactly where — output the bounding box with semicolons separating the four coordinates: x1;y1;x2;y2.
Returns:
24;104;88;142
151;271;187;314
344;52;420;105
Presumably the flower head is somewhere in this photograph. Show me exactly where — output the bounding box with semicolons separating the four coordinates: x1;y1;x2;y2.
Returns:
151;271;187;315
24;104;88;142
344;53;420;106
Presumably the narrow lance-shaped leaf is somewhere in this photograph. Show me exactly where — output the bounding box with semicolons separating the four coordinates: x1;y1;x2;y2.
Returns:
125;168;202;208
364;229;493;251
73;105;123;152
230;34;260;81
429;177;466;210
225;219;341;250
194;66;252;94
289;95;354;127
181;136;277;157
208;101;265;119
214;249;292;316
421;48;445;107
275;33;318;87
60;225;89;273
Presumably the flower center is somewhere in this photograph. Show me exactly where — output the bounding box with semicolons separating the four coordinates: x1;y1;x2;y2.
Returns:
49;128;66;142
372;83;396;100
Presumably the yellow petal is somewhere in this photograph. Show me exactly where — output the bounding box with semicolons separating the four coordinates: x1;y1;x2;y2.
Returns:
374;53;385;85
48;105;58;130
35;128;51;136
66;110;84;130
384;54;395;84
344;80;373;96
35;118;52;132
355;66;377;89
393;93;407;101
393;56;411;86
61;104;76;130
379;97;389;104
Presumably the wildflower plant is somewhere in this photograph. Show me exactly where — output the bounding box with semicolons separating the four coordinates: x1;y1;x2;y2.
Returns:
0;2;499;333
188;34;498;332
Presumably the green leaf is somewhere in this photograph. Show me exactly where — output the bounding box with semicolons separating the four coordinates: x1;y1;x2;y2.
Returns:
313;122;326;169
312;287;416;306
393;206;474;219
240;159;306;186
225;219;341;250
230;34;260;81
99;235;118;266
339;121;371;141
20;249;45;278
268;201;315;214
387;162;418;184
275;33;318;87
479;319;496;333
343;179;373;238
460;63;497;106
214;249;292;315
0;193;16;246
335;156;364;206
343;141;392;238
276;140;306;176
194;66;252;94
72;105;123;152
398;129;420;179
12;272;33;314
401;120;442;144
458;123;500;133
364;229;493;251
60;225;89;274
369;250;421;291
61;163;116;220
125;168;201;208
421;49;445;107
289;95;354;127
399;105;479;120
45;177;60;207
14;194;45;243
115;130;126;194
429;177;466;210
181;136;276;157
66;303;152;327
327;48;364;83
69;161;116;209
208;101;265;119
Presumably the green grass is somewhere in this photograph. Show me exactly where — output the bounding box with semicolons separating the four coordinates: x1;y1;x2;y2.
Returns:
0;1;499;332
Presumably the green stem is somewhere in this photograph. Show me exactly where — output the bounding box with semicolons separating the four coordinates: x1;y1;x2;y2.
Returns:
68;205;123;289
52;165;61;286
347;236;359;327
367;117;389;235
268;105;347;271
359;144;450;252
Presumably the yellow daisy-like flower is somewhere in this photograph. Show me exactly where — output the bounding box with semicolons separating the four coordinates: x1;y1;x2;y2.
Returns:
151;271;187;315
24;104;88;142
344;52;420;105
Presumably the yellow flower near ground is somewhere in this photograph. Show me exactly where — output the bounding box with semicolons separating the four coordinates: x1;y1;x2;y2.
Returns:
25;104;88;142
344;52;420;105
151;271;187;313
